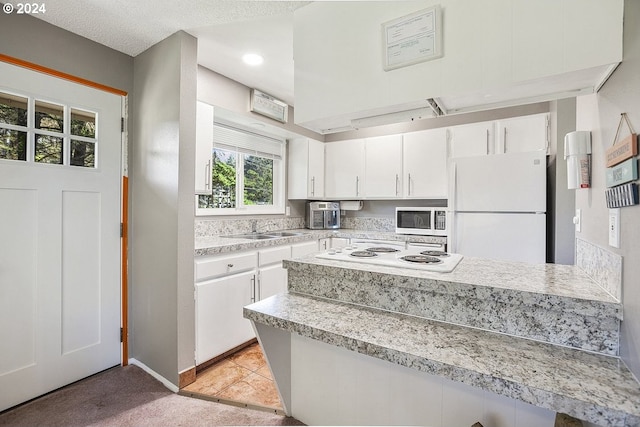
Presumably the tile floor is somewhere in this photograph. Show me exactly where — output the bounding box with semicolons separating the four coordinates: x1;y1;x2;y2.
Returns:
182;343;282;411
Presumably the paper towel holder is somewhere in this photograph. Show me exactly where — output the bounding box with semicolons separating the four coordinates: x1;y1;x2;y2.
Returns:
564;131;591;189
340;200;363;211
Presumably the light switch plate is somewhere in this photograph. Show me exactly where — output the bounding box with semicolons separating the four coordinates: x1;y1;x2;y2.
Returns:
609;208;620;248
574;209;581;233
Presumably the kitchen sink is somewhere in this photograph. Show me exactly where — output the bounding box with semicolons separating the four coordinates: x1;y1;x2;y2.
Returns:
222;233;278;240
263;231;307;237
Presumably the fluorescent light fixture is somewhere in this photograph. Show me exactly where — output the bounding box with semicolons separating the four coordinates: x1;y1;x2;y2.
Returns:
351;107;435;129
242;53;264;66
319;125;355;134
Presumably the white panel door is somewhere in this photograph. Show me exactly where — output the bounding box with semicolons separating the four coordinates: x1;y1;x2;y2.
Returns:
0;62;122;412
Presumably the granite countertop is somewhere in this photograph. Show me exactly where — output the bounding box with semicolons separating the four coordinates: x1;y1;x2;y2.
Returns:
194;229;447;256
285;254;622;319
244;292;640;427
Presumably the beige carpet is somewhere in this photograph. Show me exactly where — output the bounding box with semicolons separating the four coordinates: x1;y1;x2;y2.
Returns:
0;365;304;426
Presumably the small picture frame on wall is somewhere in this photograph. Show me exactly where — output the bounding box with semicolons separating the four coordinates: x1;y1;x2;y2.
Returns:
250;89;288;123
382;5;443;71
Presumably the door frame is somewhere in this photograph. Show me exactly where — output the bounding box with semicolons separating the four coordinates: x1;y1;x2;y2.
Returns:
0;53;130;365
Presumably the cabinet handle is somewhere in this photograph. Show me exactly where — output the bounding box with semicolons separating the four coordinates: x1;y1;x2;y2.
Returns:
504;127;507;153
204;159;211;190
356;176;360;196
486;129;490;155
408;173;412;196
395;174;399;196
311;176;315;196
251;275;256;302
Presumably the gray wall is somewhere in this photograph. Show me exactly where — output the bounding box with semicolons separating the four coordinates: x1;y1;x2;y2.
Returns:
576;0;640;378
549;98;577;265
0;11;133;94
130;31;197;385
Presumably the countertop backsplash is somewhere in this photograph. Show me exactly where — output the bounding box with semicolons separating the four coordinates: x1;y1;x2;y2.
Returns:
339;216;395;232
194;215;397;238
195;217;305;238
576;237;622;301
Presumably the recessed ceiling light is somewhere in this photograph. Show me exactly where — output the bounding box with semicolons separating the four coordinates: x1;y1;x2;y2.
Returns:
242;53;264;66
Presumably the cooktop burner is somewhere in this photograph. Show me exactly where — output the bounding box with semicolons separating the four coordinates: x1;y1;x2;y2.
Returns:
420;250;450;257
401;254;443;264
366;247;400;253
350;250;378;258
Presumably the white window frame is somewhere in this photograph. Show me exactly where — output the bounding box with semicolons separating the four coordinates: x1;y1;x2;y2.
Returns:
195;123;286;216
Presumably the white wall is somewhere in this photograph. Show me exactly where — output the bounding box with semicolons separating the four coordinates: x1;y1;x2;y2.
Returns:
575;0;640;378
130;31;197;385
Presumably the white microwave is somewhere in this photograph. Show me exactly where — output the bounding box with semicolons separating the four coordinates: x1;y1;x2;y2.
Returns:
395;207;448;236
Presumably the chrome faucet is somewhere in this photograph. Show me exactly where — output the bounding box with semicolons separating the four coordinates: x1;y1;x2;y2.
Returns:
251;220;258;233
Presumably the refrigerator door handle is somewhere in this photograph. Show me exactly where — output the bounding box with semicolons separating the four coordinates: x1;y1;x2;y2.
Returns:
449;162;457;253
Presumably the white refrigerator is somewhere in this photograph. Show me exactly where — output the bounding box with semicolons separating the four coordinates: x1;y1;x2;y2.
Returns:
449;151;547;263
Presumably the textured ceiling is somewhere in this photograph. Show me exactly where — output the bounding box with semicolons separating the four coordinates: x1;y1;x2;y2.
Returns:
32;0;309;105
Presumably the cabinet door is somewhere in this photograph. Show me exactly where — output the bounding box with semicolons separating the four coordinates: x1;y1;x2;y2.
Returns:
195;270;256;364
288;138;325;199
287;138;309;200
291;240;319;258
195;101;214;195
364;135;403;198
496;114;549;154
318;238;330;251
308;139;325;198
449;120;495;158
324;139;365;199
403;128;448;198
259;264;288;301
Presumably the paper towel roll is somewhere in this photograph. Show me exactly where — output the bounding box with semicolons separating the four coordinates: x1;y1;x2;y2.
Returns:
340;200;363;210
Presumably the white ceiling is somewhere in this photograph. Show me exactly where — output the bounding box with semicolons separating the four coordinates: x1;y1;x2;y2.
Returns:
32;0;309;106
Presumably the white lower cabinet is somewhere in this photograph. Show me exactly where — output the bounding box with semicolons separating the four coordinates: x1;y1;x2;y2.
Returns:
259;264;288;301
319;237;349;250
196;240;321;364
195;270;256;364
258;245;291;301
291;240;319;258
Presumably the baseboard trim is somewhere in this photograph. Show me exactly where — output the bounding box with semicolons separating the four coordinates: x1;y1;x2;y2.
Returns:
179;366;196;388
128;358;179;393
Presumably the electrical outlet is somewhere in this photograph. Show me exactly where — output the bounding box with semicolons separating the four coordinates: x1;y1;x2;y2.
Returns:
609;208;620;248
573;209;581;233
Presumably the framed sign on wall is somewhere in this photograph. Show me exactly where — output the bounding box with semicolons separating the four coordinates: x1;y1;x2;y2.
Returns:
382;5;443;71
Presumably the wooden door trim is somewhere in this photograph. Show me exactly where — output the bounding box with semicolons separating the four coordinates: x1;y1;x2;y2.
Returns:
0;53;128;96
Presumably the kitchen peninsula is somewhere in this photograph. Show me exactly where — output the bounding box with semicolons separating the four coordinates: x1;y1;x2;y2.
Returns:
240;243;640;427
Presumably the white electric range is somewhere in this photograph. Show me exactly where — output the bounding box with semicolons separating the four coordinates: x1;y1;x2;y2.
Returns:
315;241;463;273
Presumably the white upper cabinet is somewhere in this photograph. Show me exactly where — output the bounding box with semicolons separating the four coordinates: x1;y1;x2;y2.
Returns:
288;138;325;199
324;139;365;199
364;135;403;198
195;101;214;195
403;128;448;199
448;120;495;158
496;113;549;154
